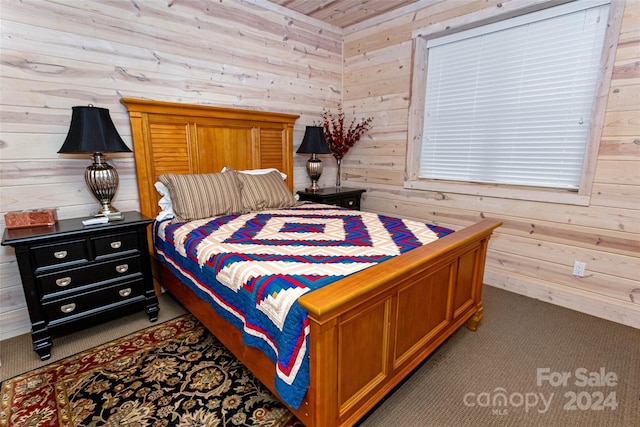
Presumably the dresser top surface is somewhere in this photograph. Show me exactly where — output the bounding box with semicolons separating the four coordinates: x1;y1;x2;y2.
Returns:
297;187;365;197
2;211;152;246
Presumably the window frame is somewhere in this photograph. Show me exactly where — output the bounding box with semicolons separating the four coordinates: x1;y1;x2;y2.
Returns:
405;0;624;206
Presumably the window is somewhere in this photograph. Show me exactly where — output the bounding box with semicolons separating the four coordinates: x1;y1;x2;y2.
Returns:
406;0;622;205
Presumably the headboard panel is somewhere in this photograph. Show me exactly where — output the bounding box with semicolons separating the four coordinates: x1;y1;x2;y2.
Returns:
121;98;299;220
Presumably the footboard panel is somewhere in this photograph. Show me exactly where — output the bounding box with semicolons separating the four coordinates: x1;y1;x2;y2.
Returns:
299;218;501;426
394;262;452;369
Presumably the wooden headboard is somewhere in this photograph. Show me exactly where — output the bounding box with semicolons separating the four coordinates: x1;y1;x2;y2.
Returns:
121;98;299;220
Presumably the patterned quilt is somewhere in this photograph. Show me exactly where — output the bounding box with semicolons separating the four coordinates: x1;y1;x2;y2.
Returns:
154;202;453;409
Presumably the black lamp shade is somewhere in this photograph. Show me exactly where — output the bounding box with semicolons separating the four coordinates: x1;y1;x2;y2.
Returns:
296;126;331;154
58;105;131;153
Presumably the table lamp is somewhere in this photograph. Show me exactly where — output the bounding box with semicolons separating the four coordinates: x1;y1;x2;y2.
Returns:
58;105;132;220
296;126;332;192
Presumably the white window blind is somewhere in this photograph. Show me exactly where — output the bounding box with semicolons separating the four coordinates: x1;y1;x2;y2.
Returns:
420;1;610;189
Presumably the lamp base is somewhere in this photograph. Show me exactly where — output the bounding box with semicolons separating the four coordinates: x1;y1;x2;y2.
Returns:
306;154;323;193
86;152;123;220
306;181;321;193
94;204;121;217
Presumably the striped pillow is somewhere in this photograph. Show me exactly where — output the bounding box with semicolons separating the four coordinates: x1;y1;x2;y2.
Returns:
158;171;243;222
237;170;297;212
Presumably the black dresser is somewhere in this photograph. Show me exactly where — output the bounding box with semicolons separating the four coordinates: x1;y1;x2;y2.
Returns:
2;211;159;360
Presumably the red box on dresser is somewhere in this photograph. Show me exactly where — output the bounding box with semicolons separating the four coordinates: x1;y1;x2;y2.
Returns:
4;209;57;229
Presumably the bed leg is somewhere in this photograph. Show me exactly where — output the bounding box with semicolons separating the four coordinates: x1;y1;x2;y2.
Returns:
467;304;483;331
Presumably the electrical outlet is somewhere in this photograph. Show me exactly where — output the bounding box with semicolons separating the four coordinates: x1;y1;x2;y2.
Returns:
573;261;586;277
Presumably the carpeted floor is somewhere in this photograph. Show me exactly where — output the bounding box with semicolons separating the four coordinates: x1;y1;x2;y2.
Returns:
1;286;638;426
356;285;640;427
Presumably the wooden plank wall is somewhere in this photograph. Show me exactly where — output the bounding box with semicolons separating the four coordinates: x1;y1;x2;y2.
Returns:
0;0;637;342
0;0;343;340
342;0;639;327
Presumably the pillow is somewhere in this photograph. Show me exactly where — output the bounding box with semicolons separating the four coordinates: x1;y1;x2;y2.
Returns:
157;171;243;222
236;170;297;212
221;166;287;180
154;181;176;221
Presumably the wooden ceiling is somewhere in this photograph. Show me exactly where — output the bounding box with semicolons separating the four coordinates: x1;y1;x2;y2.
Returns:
270;0;422;29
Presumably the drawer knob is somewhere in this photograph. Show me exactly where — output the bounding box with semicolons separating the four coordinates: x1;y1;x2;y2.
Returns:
60;303;76;313
56;277;72;287
348;200;354;206
110;241;122;249
119;288;132;297
115;264;129;274
54;250;68;259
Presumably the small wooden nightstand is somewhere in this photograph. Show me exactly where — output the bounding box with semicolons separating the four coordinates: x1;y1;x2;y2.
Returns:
1;211;159;360
297;187;366;210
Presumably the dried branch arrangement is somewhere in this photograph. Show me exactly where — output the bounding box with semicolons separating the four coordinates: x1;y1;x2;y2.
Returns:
321;104;373;160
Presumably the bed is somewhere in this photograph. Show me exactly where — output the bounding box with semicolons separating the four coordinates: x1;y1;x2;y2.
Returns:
121;98;502;427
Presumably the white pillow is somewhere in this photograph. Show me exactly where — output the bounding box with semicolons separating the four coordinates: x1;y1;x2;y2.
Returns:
221;166;287;180
154;181;176;221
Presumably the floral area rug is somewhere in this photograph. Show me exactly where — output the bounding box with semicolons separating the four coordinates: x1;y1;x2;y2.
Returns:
0;315;302;427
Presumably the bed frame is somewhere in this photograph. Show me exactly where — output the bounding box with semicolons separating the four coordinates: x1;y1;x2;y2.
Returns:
122;98;502;427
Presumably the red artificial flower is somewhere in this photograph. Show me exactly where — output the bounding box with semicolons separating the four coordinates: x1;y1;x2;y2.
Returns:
321;103;373;160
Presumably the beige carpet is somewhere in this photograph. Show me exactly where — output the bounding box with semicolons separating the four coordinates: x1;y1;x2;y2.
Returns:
1;286;638;426
356;286;640;427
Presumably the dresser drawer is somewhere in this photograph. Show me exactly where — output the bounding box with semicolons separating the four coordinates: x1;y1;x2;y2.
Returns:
92;231;139;258
32;239;88;270
39;255;142;298
323;198;342;207
42;279;145;324
341;196;360;210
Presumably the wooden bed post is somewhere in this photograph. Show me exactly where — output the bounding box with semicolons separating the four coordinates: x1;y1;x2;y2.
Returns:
467;303;484;331
306;317;340;426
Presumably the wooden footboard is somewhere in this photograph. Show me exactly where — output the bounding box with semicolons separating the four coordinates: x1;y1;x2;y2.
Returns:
298;218;501;426
158;218;501;427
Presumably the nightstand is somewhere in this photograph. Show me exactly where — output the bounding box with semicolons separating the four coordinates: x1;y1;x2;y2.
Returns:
1;211;159;360
297;187;366;210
